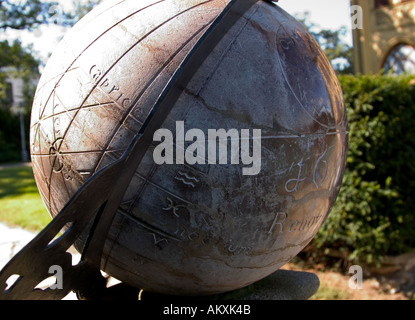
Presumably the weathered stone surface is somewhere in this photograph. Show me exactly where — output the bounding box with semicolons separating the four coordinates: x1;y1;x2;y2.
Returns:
30;0;348;296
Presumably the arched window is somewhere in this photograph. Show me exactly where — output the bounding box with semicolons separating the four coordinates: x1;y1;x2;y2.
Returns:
383;44;415;75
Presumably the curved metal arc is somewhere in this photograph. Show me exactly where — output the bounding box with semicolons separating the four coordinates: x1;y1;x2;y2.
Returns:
0;148;129;300
81;0;261;272
0;0;260;300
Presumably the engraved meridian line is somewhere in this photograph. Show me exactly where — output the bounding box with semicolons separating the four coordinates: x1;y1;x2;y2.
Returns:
35;0;167;122
38;1;173;209
39;0;202;172
276;24;335;130
39;1;218;211
91;2;218;172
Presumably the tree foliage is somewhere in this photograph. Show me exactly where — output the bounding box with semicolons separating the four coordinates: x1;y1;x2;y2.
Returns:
0;39;40;105
0;39;39;71
0;0;102;30
0;0;56;30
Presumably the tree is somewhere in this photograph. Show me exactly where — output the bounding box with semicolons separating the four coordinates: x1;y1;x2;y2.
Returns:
0;40;39;71
0;0;102;31
71;0;102;22
1;0;59;30
0;40;40;108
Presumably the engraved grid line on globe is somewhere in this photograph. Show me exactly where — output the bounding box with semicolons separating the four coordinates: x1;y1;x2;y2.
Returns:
91;18;217;173
31;0;173;141
42;0;216;165
89;8;254;185
28;0;348;296
274;23;346;130
34;0;167;121
54;11;216;205
49;2;211;150
31;0;174;204
31;1;220;209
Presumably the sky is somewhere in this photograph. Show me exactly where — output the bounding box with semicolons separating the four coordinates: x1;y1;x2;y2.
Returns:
0;0;354;66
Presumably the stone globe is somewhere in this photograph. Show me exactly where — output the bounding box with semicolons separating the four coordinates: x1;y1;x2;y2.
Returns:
30;0;348;296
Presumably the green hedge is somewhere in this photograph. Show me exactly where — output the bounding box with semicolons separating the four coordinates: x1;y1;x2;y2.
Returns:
313;74;415;264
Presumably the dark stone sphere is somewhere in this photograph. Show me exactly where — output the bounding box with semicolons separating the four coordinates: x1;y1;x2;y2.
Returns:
30;0;348;295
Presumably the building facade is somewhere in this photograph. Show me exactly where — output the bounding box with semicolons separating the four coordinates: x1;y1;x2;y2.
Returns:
0;67;26;113
352;0;415;74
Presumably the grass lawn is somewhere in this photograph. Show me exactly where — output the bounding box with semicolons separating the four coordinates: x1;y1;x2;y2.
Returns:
0;164;51;231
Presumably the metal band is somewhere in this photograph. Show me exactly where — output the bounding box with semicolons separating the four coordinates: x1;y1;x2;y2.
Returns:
0;0;260;300
83;0;260;268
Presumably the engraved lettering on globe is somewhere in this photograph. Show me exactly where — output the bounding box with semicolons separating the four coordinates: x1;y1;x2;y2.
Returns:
30;0;348;296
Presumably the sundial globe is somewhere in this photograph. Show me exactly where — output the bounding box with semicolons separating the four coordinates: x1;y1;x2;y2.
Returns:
30;0;348;296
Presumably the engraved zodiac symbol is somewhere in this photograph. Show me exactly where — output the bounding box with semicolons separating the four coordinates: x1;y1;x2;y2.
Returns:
285;145;331;193
162;197;187;218
285;158;307;193
49;138;64;173
174;171;200;188
150;233;169;246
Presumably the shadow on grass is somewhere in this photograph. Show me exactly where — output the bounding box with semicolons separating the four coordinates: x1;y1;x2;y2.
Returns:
0;166;39;198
